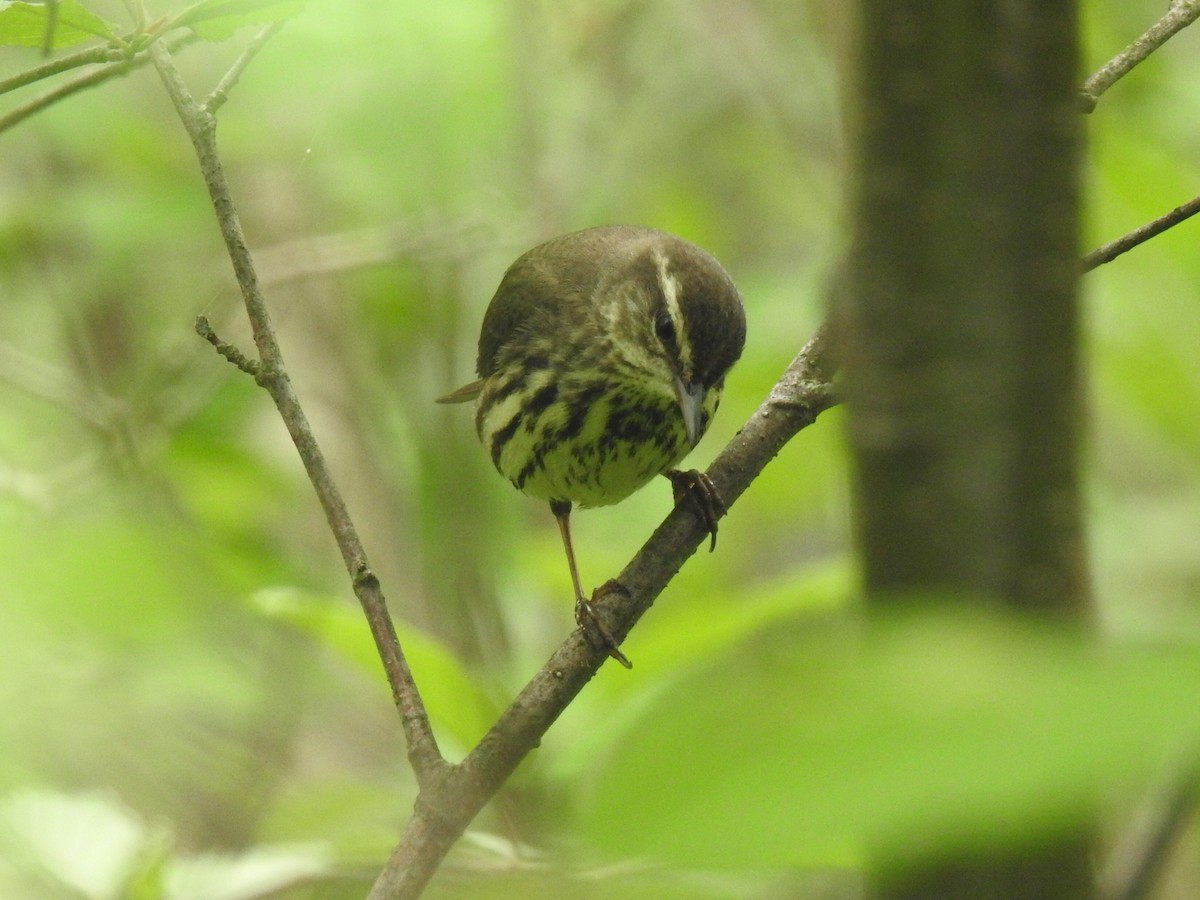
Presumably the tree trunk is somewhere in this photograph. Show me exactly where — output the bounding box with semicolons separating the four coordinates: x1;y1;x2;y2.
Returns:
840;2;1092;896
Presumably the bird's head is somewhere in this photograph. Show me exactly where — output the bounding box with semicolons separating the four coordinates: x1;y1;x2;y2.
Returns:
599;229;747;445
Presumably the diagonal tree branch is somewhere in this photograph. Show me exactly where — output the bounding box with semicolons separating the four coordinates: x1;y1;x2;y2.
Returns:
139;2;1200;887
0;32;196;135
140;21;840;898
203;20;282;115
147;34;445;786
1082;193;1200;272
1079;0;1200;112
142;3;1200;895
120;7;1200;893
0;43;122;96
1076;4;1200;273
367;324;838;899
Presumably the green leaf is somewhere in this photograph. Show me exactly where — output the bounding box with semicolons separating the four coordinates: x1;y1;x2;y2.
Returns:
0;0;116;48
0;790;148;896
252;587;501;755
583;605;1200;873
548;562;854;782
173;0;305;41
163;843;332;900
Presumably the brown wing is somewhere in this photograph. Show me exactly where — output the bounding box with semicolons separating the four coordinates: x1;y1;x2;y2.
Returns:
474;226;670;379
475;231;606;378
434;380;483;404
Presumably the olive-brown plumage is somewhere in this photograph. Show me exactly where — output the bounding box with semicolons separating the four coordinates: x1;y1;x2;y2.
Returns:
439;225;746;664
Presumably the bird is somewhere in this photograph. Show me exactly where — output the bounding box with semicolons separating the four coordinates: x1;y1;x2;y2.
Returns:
437;225;746;666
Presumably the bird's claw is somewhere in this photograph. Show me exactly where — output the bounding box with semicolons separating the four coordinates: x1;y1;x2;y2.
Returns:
575;581;633;669
666;468;725;552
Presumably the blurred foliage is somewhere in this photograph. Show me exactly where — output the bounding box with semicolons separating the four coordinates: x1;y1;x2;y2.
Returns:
1;1;1200;897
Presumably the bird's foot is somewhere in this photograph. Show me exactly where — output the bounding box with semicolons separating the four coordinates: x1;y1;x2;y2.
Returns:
665;468;725;552
575;580;633;669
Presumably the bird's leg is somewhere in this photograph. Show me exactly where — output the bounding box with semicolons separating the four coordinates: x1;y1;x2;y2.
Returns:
551;500;632;668
664;469;725;552
550;500;591;622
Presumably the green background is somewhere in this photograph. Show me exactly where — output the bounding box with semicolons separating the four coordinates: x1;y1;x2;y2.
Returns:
2;1;1200;897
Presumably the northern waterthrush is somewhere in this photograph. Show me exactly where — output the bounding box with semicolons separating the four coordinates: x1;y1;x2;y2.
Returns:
438;225;746;666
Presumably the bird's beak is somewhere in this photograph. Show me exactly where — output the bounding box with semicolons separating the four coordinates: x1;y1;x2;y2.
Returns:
674;376;705;446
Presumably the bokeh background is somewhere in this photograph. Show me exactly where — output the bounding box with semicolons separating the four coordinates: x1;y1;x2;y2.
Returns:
2;1;1200;897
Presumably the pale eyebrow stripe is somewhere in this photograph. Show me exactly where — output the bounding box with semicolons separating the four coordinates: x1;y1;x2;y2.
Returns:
653;248;692;374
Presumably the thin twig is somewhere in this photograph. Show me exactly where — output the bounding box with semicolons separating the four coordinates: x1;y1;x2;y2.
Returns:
204;21;283;115
195;315;258;376
0;33;195;136
368;326;839;899
148;37;446;786
1081;194;1200;272
0;43;122;96
1079;0;1200;112
0;58;134;133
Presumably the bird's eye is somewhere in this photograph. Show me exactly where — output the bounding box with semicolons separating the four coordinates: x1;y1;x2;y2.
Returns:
654;312;676;346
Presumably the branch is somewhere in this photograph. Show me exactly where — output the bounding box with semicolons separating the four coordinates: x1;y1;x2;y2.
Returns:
0;56;134;133
0;43;122;96
146;20;843;900
194;314;258;376
368;324;839;899
1079;0;1200;112
147;36;445;785
0;33;196;136
1082;193;1200;272
203;21;282;115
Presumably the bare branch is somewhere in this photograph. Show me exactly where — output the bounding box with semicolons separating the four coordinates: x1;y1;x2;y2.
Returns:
194;315;258;376
1082;194;1200;272
368;325;839;899
1079;0;1200;112
0;58;134;134
148;38;446;786
0;33;195;136
137;19;843;900
0;44;122;96
152;41;840;889
203;22;283;115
